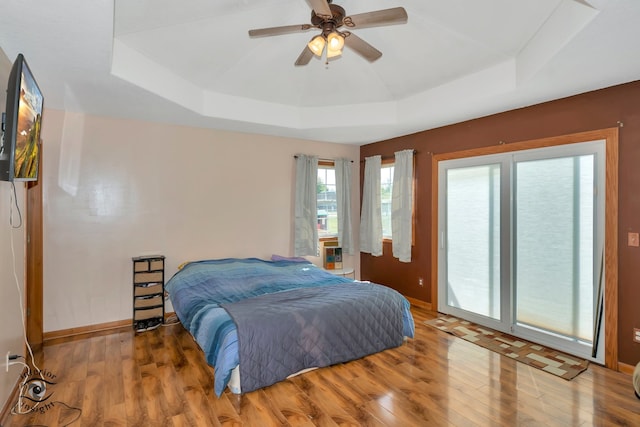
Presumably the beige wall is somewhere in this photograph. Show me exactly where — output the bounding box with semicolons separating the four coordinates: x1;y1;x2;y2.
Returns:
40;110;360;332
0;49;27;414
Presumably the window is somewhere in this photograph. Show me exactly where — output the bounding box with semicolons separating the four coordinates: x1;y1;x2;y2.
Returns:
317;162;337;238
381;163;394;239
361;151;413;257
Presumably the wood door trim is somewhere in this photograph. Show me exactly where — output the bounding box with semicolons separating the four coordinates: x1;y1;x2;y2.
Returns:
26;141;44;347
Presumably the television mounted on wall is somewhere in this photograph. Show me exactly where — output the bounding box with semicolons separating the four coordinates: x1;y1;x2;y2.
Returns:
0;53;43;182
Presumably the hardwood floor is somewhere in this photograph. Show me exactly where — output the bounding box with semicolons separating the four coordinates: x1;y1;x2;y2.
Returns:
3;305;639;426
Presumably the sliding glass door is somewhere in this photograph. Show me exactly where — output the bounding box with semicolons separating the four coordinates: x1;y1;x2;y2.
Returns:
438;141;605;361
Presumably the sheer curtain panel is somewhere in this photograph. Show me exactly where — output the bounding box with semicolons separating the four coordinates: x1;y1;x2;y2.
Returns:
294;154;319;256
335;158;354;254
360;155;382;256
392;149;414;262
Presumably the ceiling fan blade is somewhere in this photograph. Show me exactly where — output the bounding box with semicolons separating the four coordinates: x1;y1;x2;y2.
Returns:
249;24;313;38
307;0;333;19
343;32;382;62
295;46;314;66
344;7;408;29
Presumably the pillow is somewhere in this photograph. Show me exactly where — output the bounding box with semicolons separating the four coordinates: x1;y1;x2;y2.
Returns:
177;261;192;270
270;254;309;263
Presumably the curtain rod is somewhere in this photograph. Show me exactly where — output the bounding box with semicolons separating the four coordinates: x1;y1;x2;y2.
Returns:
294;155;354;163
360;149;418;162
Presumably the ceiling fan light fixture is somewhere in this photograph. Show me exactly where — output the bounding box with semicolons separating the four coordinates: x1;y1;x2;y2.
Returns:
327;31;344;51
248;4;409;66
326;47;342;58
308;35;326;57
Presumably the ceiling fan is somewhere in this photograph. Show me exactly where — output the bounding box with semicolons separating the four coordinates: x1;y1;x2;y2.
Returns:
248;0;408;66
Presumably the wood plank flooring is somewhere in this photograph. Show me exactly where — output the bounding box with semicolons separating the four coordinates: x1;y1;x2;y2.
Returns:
3;305;640;426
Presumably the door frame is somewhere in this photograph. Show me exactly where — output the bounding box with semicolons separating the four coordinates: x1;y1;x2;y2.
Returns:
430;128;619;370
25;141;43;348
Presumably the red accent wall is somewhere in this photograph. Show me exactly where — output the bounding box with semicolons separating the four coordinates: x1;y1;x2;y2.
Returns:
360;80;640;366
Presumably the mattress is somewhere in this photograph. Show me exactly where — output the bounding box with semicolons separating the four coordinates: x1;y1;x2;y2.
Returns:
165;258;415;395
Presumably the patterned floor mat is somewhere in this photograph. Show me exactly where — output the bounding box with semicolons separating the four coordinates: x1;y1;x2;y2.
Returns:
424;315;589;380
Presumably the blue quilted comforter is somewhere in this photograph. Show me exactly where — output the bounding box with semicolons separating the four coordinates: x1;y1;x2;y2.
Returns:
165;258;415;396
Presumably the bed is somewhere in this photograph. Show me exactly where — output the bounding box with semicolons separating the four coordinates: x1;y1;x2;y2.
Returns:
165;257;415;396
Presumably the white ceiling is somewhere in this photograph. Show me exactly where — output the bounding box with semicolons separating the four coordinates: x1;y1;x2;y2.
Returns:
1;0;639;144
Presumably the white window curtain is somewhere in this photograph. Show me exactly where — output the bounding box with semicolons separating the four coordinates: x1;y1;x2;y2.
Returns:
360;155;382;256
335;158;354;254
294;154;318;256
392;149;414;262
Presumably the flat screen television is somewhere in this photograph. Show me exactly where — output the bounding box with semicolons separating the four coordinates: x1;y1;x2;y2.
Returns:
0;53;43;182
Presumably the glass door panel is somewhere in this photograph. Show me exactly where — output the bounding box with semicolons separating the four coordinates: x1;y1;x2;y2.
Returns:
444;164;502;320
514;154;595;343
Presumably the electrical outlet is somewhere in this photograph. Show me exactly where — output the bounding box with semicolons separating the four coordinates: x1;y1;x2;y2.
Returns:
5;351;10;372
418;277;424;287
629;232;639;247
634;328;640;343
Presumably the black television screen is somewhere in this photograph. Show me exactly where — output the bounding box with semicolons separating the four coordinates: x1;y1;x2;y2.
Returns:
0;53;43;182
